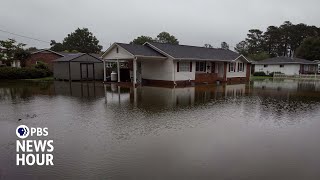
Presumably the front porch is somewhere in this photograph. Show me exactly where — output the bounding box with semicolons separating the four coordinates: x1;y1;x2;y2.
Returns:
194;61;227;84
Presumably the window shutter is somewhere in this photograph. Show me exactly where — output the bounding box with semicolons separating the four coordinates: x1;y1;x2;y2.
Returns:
190;62;192;72
177;62;180;72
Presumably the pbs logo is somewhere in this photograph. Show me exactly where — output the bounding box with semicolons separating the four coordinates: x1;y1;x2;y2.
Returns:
16;125;30;139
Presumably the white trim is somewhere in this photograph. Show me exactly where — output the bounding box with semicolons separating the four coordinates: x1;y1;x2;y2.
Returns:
31;49;64;57
101;43;135;59
233;55;250;63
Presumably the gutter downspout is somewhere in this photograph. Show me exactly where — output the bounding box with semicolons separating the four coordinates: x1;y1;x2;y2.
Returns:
173;59;177;86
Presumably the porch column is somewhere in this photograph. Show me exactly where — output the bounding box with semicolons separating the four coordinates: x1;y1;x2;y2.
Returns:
133;58;137;86
117;59;120;82
103;60;106;82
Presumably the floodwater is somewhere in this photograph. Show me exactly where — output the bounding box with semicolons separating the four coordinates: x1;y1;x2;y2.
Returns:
0;79;320;180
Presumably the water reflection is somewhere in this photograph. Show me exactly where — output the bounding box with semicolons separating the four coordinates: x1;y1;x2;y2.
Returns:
1;80;320;179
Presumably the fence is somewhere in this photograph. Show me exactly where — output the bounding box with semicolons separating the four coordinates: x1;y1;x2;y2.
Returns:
273;73;320;80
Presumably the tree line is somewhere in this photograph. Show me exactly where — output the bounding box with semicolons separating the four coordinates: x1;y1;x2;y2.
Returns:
234;21;320;61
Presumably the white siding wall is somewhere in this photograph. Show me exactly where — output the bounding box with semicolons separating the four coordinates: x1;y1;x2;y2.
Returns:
141;58;174;81
254;64;300;75
103;45;133;60
174;61;195;81
226;60;247;78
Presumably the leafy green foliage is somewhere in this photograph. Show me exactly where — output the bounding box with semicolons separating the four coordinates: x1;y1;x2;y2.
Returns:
50;28;103;53
221;42;229;50
248;52;270;61
156;32;179;44
235;21;320;59
0;39;27;65
130;36;154;45
204;44;213;48
33;61;49;71
253;71;267;76
131;32;179;45
0;67;51;79
296;37;320;60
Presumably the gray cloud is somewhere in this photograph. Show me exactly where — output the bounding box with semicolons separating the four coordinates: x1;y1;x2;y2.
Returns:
1;0;319;50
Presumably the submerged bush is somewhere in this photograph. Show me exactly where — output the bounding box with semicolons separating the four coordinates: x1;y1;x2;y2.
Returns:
253;71;266;76
0;67;51;79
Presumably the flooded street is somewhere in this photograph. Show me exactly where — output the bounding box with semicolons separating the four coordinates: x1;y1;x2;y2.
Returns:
1;80;320;179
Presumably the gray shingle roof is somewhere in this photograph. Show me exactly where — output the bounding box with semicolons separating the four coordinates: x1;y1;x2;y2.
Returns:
53;53;84;62
147;42;241;61
53;53;102;62
254;57;317;65
117;43;165;57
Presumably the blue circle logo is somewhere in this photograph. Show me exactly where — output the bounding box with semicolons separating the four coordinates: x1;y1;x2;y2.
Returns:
16;125;29;139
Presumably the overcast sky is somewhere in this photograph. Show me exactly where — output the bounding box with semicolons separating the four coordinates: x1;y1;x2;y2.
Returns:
0;0;319;50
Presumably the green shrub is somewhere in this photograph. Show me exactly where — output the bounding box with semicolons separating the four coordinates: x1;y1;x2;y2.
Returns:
253;71;266;76
0;67;51;79
33;61;49;70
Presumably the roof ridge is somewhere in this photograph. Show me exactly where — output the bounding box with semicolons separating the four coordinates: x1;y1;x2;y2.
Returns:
150;42;229;50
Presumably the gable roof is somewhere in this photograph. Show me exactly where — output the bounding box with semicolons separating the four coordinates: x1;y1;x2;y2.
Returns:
116;43;166;57
254;57;317;65
53;53;102;62
146;42;242;61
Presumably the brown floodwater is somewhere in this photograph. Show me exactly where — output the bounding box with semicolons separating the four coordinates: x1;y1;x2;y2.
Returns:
0;79;320;180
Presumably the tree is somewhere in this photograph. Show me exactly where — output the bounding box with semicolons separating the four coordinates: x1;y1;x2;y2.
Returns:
264;26;281;57
26;47;38;52
130;36;154;45
296;37;320;60
156;32;179;44
236;21;320;60
204;44;213;48
246;29;265;54
234;41;249;55
0;38;26;66
221;42;229;50
50;40;65;52
248;52;270;61
14;49;31;67
50;28;103;53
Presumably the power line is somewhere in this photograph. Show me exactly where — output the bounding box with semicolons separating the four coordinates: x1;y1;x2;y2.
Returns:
0;29;50;44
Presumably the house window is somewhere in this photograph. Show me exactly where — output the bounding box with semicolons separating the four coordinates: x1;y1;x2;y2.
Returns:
106;62;115;68
196;62;206;72
280;65;284;68
264;65;268;68
116;47;119;53
178;62;190;72
229;63;236;72
238;62;245;72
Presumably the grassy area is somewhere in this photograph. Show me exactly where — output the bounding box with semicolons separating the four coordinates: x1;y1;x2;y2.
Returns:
250;76;273;80
21;76;54;82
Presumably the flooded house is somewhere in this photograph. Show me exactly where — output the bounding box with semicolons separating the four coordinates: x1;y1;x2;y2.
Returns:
101;42;251;86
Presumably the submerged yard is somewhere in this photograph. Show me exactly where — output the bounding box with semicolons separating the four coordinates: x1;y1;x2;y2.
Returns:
1;79;320;179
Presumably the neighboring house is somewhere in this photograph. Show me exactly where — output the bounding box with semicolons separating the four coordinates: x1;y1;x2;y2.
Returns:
53;53;104;81
25;49;64;70
254;57;318;75
101;42;251;86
